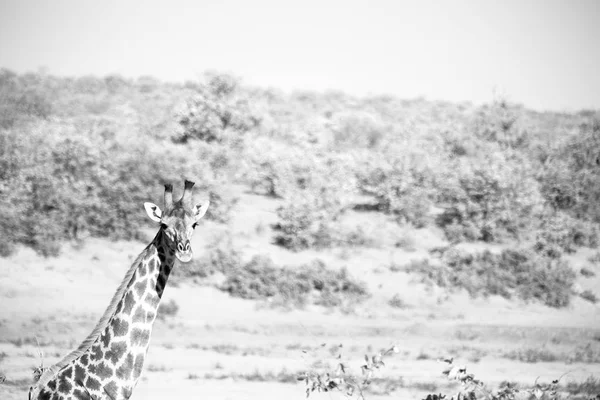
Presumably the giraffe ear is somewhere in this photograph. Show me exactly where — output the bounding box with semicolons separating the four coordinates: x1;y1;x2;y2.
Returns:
193;200;210;221
144;202;162;223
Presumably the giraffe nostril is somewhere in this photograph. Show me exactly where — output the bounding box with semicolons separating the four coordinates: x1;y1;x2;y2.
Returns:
185;242;190;251
177;243;184;252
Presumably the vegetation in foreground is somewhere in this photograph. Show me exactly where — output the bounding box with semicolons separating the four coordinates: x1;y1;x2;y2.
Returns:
300;345;600;400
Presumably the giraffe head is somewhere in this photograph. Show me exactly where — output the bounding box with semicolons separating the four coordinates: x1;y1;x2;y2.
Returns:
143;180;209;262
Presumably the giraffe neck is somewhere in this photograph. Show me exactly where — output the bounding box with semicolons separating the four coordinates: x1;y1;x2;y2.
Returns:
32;229;177;400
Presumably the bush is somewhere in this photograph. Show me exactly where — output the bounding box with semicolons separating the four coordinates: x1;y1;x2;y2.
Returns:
329;111;386;149
472;97;529;149
541;119;600;222
244;141;316;198
534;212;599;257
388;294;410;309
220;257;369;308
503;347;559;363
566;377;600;397
270;153;358;251
580;290;598;304
405;249;576;308
0;120;234;256
0;69;54;128
273;193;341;251
0;71;243;257
436;152;542;242
357;152;433;228
157;298;179;320
174;72;260;144
580;267;596;278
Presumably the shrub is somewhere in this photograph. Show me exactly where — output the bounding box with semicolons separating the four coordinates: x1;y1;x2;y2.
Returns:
173;72;260;144
220;257;369;308
436;151;542;242
0;70;54;128
449;249;575;307
403;249;575;308
388;294;410;309
244;139;359;200
203;184;238;224
565;377;600;397
270;153;358;251
541;118;600;222
103;74;130;94
206;244;242;275
0;120;234;256
135;75;160;93
273;188;371;251
589;252;600;264
472;96;529;149
534;211;599;257
244;141;316;198
580;267;596;278
157;298;179;320
580;290;598;304
356;152;433;228
273;193;341;251
329;111;386;149
503;347;559;363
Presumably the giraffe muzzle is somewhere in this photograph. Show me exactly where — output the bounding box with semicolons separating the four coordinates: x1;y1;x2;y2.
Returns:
176;240;193;262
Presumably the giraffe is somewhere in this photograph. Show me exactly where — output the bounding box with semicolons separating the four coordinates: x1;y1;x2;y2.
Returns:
29;180;210;400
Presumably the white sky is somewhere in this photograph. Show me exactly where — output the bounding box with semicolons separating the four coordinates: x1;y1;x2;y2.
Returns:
0;0;598;111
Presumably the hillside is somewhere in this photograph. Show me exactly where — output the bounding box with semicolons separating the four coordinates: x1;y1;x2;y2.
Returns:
0;69;599;399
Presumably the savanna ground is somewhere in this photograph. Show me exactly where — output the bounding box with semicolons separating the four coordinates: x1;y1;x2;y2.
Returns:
0;70;599;399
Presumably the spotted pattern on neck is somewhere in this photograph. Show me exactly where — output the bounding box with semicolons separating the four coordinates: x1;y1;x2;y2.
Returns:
31;229;176;400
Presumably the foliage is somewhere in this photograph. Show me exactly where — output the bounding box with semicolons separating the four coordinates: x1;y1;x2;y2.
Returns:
503;348;559;363
436;151;542;242
0;69;54;129
2;70;600;400
329;111;386;149
244;140;320;198
540;119;600;222
565;377;600;397
580;290;598;304
534;212;599;258
588;252;600;264
357;151;434;228
406;248;576;308
220;256;369;308
270;153;358;250
173;72;260;144
580;267;596;278
2;68;599;272
472;96;529;149
298;345;595;400
273;192;344;251
300;344;400;399
157;298;179;320
0;121;235;256
426;358;567;400
388;294;410;309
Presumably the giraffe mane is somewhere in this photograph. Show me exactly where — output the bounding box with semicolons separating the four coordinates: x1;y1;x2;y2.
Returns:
34;241;155;389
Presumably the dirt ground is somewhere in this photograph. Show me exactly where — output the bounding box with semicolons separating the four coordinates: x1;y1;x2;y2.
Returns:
1;191;599;399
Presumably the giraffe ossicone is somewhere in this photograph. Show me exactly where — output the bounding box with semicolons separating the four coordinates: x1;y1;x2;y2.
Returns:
29;180;209;400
